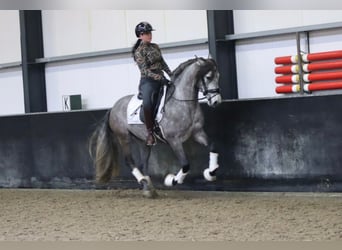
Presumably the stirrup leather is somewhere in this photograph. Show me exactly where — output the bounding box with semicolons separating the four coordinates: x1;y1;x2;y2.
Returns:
153;125;167;143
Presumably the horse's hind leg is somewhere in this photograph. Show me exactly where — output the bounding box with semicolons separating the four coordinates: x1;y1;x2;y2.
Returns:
118;135;157;198
137;143;158;198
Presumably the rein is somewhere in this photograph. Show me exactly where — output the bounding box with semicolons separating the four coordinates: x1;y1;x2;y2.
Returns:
168;78;220;102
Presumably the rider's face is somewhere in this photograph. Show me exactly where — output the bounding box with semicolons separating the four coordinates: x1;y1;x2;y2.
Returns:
139;32;152;43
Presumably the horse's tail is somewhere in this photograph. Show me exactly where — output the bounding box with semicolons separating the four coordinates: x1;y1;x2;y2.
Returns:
89;110;120;183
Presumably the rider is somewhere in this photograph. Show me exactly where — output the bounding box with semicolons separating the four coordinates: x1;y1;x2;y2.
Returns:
132;21;172;146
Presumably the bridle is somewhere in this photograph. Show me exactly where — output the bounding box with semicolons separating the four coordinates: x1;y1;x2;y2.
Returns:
169;72;221;102
200;76;221;101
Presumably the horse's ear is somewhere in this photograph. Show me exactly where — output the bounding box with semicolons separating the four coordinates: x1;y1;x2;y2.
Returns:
206;55;217;66
195;57;205;66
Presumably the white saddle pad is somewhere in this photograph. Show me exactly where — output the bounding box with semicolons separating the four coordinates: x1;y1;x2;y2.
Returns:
127;85;167;125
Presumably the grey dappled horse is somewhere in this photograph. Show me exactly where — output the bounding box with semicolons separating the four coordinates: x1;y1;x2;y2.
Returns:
89;57;222;198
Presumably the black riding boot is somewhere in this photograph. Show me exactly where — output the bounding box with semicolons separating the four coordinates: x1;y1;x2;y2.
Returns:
143;108;156;146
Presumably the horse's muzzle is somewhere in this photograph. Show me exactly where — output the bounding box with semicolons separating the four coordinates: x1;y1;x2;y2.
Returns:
207;93;222;107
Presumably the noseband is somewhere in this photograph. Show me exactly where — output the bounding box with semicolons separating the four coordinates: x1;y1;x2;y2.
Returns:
200;77;220;96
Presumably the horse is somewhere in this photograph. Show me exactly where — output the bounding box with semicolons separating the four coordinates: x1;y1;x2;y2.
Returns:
89;57;222;198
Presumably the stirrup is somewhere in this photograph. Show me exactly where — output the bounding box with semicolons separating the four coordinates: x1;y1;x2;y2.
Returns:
146;132;156;146
153;125;167;143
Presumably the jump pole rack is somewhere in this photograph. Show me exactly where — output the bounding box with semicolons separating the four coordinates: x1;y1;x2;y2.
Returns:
296;32;305;95
274;34;342;95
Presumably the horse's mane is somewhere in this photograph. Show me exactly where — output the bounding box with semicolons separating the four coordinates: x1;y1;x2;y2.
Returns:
172;58;198;79
171;57;217;81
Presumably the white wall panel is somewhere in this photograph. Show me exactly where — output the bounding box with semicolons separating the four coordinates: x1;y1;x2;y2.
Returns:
90;11;128;51
42;11;92;57
164;10;208;43
236;35;297;99
42;10;207;57
0;10;21;63
42;10;208;111
45;46;208;111
302;11;342;26
234;10;342;34
234;10;303;34
309;28;342;53
0;69;24;116
45;57;134;111
0;11;23;116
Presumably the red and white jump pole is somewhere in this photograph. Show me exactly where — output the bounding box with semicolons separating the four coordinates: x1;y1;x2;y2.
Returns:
302;61;342;72
275;75;299;84
303;72;342;82
275;85;300;94
274;55;298;65
302;50;342;62
274;65;299;74
275;49;342;94
304;82;342;92
275;61;342;74
275;50;342;65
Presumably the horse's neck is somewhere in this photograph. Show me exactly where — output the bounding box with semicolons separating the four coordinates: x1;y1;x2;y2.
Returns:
172;67;199;101
174;83;197;100
163;64;202;125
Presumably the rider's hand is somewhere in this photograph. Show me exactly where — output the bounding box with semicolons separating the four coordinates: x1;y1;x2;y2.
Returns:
161;78;171;86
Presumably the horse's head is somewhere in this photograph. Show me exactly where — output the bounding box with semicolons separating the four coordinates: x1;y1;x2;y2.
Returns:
171;57;222;107
195;58;222;107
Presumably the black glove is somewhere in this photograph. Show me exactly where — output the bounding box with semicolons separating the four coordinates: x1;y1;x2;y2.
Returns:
161;78;171;86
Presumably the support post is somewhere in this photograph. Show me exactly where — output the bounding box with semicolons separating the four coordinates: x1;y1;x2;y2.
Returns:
207;10;238;99
296;32;305;95
19;10;47;113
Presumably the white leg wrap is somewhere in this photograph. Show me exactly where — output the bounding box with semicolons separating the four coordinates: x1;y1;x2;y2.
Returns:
164;174;176;187
209;152;219;172
204;152;219;182
143;175;152;185
132;168;144;183
174;169;188;184
204;168;216;181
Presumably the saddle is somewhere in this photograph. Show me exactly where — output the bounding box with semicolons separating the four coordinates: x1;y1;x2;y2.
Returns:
127;85;168;142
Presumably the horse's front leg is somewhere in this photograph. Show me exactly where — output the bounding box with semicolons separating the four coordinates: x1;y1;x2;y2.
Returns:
164;140;190;187
192;129;219;182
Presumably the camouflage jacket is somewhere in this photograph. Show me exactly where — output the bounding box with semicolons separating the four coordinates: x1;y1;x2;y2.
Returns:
134;42;171;81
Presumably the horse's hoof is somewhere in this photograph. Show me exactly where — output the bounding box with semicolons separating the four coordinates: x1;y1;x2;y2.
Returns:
203;168;216;181
164;174;176;186
143;189;158;199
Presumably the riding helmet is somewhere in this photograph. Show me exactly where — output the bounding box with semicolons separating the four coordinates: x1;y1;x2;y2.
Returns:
135;22;155;37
